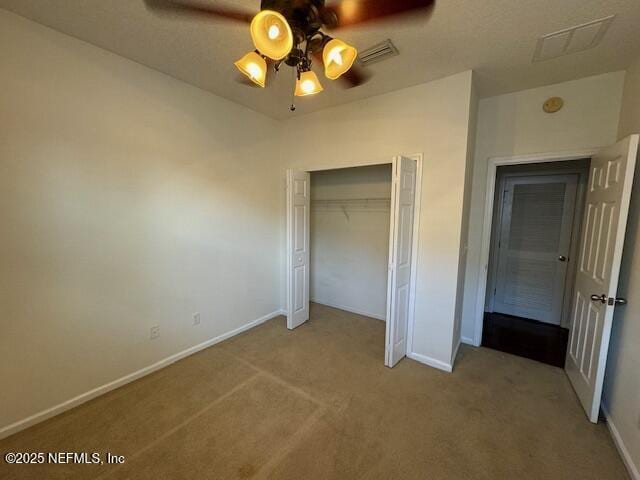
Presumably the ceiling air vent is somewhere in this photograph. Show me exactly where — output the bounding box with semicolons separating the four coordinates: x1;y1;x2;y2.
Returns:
533;15;615;62
358;39;399;66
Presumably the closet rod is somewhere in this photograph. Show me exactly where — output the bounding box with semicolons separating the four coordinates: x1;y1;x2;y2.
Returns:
311;197;391;204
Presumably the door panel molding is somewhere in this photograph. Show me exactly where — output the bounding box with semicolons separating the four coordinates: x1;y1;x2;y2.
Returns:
386;155;418;368
286;170;310;330
565;135;638;422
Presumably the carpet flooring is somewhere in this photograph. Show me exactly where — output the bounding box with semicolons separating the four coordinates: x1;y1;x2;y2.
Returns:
0;303;629;479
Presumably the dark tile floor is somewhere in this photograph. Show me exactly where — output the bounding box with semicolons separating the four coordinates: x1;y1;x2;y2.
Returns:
482;312;569;367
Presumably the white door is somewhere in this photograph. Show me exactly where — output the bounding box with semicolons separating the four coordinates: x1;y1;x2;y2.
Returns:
287;170;310;330
493;174;578;324
385;156;417;367
566;135;638;422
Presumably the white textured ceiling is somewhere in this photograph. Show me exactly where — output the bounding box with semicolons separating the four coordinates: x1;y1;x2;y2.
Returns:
1;0;639;119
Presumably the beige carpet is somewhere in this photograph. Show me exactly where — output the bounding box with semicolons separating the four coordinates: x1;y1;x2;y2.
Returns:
0;303;629;479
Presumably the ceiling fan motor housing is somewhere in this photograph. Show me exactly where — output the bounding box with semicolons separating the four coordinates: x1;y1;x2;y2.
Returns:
285;48;305;67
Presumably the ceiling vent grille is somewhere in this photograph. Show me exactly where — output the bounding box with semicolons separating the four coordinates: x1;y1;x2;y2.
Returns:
358;39;399;66
533;15;615;62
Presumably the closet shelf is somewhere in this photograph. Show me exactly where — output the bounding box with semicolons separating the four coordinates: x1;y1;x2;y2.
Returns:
311;197;391;210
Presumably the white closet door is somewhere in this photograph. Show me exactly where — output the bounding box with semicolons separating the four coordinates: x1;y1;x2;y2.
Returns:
287;170;310;330
493;174;578;324
566;135;638;423
385;156;417;368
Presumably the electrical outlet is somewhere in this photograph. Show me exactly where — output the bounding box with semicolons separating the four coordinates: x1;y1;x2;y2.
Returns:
193;312;201;326
150;326;160;340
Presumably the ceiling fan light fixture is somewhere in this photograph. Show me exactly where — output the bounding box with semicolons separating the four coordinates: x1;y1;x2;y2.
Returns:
295;70;324;97
145;0;438;108
234;51;267;88
322;38;358;80
250;10;293;61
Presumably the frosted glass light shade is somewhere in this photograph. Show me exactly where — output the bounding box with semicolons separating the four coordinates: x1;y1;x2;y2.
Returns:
234;51;267;88
250;10;293;61
322;39;357;80
295;70;324;97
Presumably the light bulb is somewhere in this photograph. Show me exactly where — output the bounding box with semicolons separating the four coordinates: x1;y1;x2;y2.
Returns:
246;62;262;79
327;47;344;66
268;24;280;40
301;80;315;94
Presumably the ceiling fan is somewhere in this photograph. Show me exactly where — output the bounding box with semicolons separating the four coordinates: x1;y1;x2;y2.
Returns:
144;0;435;109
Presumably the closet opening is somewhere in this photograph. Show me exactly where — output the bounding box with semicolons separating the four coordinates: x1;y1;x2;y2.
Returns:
286;155;421;368
310;164;392;323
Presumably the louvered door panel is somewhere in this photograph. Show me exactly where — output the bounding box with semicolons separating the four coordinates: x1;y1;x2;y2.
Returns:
493;175;578;324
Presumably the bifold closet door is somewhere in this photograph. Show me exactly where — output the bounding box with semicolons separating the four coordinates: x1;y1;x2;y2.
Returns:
287;170;310;330
385;156;417;368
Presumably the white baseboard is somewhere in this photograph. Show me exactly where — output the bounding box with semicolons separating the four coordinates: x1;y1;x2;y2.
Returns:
602;404;640;480
451;340;461;367
407;352;453;373
461;335;476;346
311;300;386;321
0;309;286;441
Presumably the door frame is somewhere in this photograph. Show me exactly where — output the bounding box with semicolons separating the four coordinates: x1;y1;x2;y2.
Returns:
285;154;423;363
472;148;600;346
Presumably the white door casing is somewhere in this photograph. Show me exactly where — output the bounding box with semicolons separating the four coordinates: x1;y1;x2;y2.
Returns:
385;156;417;367
565;135;639;422
287;170;310;330
493;174;579;324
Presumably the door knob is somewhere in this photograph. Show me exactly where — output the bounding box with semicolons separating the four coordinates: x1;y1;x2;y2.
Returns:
590;294;607;304
612;297;627;306
558;255;567;262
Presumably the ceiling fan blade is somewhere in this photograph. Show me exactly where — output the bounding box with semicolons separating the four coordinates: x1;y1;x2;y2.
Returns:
324;0;435;29
312;52;370;89
143;0;254;23
338;63;370;88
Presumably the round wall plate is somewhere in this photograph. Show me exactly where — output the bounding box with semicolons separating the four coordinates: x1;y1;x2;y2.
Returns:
543;97;564;114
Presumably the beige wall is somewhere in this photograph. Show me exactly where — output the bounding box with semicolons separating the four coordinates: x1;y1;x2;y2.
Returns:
282;71;476;369
461;72;626;343
0;11;283;432
604;55;640;477
310;165;392;320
